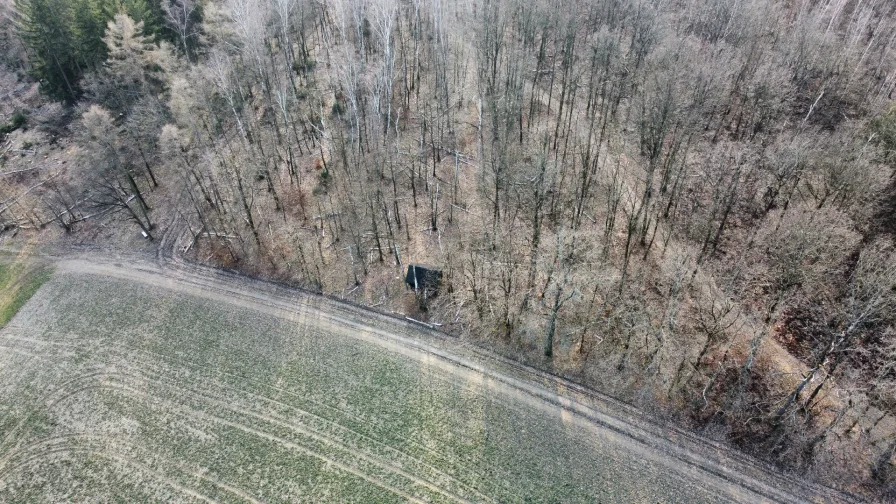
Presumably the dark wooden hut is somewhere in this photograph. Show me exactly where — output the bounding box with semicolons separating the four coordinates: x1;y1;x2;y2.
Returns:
405;264;443;292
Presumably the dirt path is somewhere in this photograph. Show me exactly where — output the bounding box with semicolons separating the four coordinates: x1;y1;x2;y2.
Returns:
40;254;856;504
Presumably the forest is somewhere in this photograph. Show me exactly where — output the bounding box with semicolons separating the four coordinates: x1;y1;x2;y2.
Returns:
1;0;896;499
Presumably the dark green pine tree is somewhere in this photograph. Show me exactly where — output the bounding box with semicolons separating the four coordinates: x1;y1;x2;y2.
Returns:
14;0;162;103
13;0;80;102
71;0;109;74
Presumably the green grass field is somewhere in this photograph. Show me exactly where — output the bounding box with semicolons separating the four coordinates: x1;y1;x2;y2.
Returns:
0;270;730;503
0;261;51;329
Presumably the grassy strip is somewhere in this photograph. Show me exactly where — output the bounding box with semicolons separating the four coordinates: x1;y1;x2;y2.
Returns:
0;263;51;328
0;263;11;289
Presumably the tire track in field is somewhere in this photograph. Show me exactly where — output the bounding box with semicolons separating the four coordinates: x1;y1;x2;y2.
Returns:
0;366;113;458
104;451;224;504
14;374;450;504
0;434;103;481
97;369;482;504
0;341;78;371
104;380;436;504
0;369;150;472
0;333;488;504
0;329;87;348
67;327;493;501
0;344;43;361
0;433;264;504
117;348;494;503
100;438;267;504
134;369;488;503
0;441;223;504
0;332;95;426
7;330;490;503
77;267;498;484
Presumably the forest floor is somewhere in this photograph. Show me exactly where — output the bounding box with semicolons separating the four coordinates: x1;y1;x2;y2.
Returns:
0;250;857;503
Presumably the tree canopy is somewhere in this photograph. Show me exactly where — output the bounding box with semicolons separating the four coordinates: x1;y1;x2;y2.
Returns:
13;0;161;102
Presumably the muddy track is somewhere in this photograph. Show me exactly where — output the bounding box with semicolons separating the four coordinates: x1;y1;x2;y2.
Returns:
17;251;852;504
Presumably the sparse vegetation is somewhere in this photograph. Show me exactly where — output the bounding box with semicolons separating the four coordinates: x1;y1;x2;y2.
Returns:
0;110;26;136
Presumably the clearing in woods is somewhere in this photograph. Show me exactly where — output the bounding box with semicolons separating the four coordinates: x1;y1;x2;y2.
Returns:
0;258;844;503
